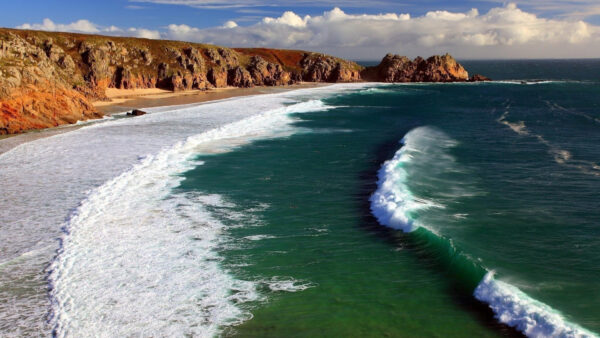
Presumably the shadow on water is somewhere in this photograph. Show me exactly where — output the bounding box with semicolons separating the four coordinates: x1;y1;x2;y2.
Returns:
355;136;524;338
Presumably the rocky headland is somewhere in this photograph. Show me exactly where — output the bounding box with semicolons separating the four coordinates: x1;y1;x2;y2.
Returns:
0;28;487;135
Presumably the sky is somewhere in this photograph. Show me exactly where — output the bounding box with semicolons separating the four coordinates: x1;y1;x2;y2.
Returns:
4;0;600;59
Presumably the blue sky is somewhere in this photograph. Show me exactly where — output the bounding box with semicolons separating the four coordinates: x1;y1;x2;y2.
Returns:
4;0;600;28
5;0;600;59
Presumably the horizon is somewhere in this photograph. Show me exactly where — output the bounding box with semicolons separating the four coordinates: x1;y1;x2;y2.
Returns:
3;0;600;59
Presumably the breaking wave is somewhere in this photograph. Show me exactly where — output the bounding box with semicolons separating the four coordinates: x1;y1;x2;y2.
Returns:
49;99;335;337
370;126;597;337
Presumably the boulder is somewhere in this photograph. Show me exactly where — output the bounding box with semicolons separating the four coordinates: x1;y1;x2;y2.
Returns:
127;109;147;116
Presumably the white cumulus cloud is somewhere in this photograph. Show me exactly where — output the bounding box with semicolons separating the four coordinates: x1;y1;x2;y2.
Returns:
17;18;100;34
16;18;161;40
127;28;162;39
15;4;600;59
160;4;599;58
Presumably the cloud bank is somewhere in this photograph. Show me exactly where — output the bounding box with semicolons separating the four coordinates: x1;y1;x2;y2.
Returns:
16;4;600;59
16;18;161;40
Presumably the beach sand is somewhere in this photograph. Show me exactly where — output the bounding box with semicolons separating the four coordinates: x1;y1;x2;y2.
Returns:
0;83;325;155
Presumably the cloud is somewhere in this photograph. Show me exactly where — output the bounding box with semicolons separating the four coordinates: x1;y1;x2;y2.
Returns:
222;20;239;28
15;4;600;59
127;28;162;39
160;4;599;58
16;18;160;40
130;0;389;9
17;18;100;34
478;0;600;20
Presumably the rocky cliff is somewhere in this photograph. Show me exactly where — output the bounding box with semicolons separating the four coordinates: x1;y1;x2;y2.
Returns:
0;28;481;135
361;53;470;82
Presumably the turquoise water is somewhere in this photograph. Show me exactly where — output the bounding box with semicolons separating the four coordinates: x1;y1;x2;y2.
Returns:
175;62;600;336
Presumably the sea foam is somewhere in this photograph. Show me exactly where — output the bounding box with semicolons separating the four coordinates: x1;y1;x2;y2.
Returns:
48;97;341;336
369;127;452;232
0;83;375;336
370;126;597;338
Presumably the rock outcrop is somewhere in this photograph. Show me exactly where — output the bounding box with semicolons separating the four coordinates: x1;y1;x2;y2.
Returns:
247;56;292;86
469;74;492;82
0;28;483;135
361;53;469;82
0;31;101;134
300;53;361;82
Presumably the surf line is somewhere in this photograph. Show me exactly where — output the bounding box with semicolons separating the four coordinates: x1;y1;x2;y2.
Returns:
369;126;597;338
48;98;336;337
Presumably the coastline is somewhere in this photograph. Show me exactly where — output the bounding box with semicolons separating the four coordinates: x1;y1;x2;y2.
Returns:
0;83;351;336
0;83;327;156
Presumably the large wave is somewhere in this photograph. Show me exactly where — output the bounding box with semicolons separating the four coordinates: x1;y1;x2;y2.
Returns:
370;126;597;337
49;99;335;336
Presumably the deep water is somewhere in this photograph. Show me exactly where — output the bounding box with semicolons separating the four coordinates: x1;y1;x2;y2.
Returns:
177;61;600;336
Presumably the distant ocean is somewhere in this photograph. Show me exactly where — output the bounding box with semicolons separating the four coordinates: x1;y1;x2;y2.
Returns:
1;60;599;337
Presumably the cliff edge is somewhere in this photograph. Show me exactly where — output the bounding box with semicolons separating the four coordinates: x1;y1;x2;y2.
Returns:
0;28;483;135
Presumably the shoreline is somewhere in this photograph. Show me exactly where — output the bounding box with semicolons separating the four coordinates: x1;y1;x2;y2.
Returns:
0;83;327;156
94;83;327;114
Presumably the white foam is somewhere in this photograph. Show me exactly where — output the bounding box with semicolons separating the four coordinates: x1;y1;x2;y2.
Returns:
369;126;451;232
494;80;572;85
475;273;597;338
51;191;259;337
0;83;372;335
48;97;343;336
370;126;597;337
497;106;600;176
261;277;316;293
497;110;529;136
244;235;277;241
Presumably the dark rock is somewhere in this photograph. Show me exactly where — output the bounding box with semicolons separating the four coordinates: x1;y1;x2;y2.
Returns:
470;74;492;81
127;109;147;116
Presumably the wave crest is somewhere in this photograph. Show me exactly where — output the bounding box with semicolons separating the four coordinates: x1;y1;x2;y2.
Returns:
370;126;597;337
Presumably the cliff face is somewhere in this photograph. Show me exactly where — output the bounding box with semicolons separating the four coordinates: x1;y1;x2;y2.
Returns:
361;53;469;82
0;28;481;135
0;29;369;134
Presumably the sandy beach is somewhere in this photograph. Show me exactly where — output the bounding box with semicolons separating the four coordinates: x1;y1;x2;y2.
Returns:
0;83;325;155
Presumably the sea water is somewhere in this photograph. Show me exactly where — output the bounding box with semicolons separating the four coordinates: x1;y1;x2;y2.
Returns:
1;60;599;337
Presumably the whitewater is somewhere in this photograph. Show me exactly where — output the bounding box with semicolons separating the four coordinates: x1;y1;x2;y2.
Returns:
370;126;598;338
0;83;369;336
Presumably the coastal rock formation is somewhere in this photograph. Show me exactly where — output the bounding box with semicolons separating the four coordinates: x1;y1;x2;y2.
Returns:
228;66;253;88
361;53;469;82
470;74;492;81
300;53;361;82
0;28;483;135
0;32;101;134
247;56;292;86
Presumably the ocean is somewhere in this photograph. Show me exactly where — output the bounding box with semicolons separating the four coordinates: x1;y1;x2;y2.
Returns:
1;60;599;337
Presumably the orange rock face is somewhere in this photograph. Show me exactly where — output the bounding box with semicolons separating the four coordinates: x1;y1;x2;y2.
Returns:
361;53;469;82
0;84;101;135
0;28;482;135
